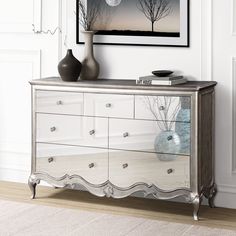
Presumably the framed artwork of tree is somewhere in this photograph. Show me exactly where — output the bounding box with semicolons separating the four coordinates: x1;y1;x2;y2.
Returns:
76;0;189;47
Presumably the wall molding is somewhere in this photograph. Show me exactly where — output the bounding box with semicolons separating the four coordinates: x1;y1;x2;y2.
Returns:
232;57;236;173
200;0;213;81
231;0;236;36
0;0;42;33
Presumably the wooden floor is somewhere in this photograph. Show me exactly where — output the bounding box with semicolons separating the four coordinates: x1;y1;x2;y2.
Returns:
0;181;235;231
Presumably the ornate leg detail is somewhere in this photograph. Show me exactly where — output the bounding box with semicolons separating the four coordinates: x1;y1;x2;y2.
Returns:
208;183;217;208
28;175;40;199
193;195;202;221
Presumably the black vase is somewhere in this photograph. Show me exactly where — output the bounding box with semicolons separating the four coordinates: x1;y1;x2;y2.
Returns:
58;49;82;82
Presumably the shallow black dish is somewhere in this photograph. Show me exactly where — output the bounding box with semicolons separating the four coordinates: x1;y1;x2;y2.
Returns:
152;70;173;77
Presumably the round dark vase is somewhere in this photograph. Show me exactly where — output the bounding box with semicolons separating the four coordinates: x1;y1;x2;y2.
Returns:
58;49;82;82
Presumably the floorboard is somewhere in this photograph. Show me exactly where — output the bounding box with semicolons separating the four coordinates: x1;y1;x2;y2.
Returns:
0;181;235;230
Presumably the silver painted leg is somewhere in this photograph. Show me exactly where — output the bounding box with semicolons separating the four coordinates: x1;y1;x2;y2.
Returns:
193;195;202;221
208;183;217;208
28;175;40;199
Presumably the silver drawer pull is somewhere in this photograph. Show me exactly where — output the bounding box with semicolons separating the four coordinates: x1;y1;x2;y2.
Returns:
88;163;95;168
159;106;165;111
106;103;112;108
50;127;56;132
56;100;63;105
167;168;174;174
48;157;54;163
123;132;129;138
89;130;95;135
122;163;128;169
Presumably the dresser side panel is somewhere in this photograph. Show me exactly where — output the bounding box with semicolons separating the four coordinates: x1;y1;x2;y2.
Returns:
198;89;215;189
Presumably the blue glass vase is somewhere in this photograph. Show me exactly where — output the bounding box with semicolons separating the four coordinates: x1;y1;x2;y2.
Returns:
154;130;181;161
175;98;191;155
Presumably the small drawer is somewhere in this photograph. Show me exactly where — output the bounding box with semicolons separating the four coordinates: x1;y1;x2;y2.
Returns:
36;113;108;148
109;150;190;190
109;118;190;155
135;95;191;122
36;143;108;184
36;90;83;115
84;93;134;118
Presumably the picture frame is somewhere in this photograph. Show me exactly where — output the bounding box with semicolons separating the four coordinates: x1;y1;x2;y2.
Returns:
76;0;189;47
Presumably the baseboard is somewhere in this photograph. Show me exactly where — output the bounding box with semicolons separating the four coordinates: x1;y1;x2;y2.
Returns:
0;168;29;183
215;185;236;209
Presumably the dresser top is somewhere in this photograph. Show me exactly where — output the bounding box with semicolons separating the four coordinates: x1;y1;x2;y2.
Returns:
30;77;217;92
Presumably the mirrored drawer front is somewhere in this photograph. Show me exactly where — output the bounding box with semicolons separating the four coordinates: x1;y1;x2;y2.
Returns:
109;150;190;190
36;114;108;148
36;90;83;115
109;119;190;155
36;143;108;185
135;95;191;122
84;93;134;118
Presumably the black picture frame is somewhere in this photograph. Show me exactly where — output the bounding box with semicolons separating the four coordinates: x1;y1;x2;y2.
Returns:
76;0;189;47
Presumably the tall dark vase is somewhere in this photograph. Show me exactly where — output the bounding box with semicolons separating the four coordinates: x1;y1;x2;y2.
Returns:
58;49;82;82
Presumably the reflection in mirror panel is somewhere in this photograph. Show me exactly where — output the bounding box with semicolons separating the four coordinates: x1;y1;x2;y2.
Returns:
36;143;108;185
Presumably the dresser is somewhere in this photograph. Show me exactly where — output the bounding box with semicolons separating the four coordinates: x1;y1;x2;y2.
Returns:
29;78;217;220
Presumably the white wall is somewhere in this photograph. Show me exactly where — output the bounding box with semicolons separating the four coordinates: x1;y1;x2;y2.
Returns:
0;0;236;209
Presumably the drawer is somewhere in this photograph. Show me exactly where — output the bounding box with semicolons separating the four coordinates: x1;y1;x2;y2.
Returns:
109;150;190;190
109;118;190;155
84;93;134;118
36;90;83;115
135;95;191;122
36;113;108;148
36;143;108;184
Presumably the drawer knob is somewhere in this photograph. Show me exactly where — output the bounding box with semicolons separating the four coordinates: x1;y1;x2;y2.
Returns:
88;163;95;168
123;132;129;138
48;157;54;163
50;127;56;132
122;163;128;169
159;106;165;111
106;103;112;108
56;100;63;105
167;135;173;141
167;168;174;174
89;130;95;135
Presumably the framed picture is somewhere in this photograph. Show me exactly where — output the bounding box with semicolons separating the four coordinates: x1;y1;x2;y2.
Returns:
76;0;189;47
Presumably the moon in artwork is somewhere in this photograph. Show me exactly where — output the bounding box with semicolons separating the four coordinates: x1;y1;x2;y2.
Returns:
105;0;122;7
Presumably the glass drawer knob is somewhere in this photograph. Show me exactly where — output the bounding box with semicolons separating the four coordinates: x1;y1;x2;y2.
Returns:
122;163;128;169
123;132;129;138
106;103;112;108
89;130;95;135
89;163;95;168
56;100;63;105
167;168;174;174
50;127;56;132
167;135;173;141
48;157;54;163
159;106;165;111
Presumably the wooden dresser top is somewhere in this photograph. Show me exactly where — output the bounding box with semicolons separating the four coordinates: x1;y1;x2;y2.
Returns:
30;77;217;92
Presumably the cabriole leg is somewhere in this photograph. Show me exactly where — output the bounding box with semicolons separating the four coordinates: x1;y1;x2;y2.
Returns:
28;175;40;199
208;183;217;208
193;195;202;221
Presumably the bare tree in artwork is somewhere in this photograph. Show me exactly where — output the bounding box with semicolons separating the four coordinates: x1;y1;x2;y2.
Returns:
78;0;102;31
137;0;172;32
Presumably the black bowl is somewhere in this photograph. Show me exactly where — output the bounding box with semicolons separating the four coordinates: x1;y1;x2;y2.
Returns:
152;70;173;77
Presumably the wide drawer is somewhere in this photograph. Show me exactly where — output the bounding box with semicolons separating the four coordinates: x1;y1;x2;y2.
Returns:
109;150;190;190
36;143;108;184
84;93;134;118
36;90;84;115
109;118;190;155
135;95;191;122
36;113;108;148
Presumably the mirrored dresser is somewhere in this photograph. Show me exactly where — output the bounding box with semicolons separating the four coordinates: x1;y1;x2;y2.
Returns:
29;77;217;220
